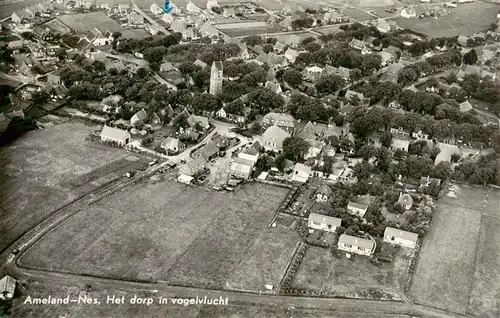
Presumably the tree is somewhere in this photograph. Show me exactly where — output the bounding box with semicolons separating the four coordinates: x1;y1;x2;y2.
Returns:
173;115;189;129
305;42;321;52
32;90;50;105
250;122;262;135
358;144;377;161
274;153;286;171
315;75;343;95
282;136;310;161
283;68;303;88
463;49;478;65
379;131;393;148
55;48;67;61
255;154;272;172
492;131;500;153
263;43;274;53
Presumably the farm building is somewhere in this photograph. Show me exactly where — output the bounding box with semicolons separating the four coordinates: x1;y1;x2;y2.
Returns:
100;126;130;146
180;157;205;176
308;213;341;233
193;141;219;160
161;137;180;153
383;227;419;248
262;112;295;133
0;275;16;300
130;109;148;126
177;174;194;185
338;234;375;256
262;125;290;152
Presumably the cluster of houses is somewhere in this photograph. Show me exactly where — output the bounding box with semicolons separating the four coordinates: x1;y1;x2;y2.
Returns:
308;210;418;257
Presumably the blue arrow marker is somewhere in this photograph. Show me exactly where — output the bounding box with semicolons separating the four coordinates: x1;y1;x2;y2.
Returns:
163;0;174;13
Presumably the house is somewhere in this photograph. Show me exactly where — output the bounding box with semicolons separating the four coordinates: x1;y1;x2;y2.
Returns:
11;12;24;23
130;109;148;126
193;141;219;160
262;112;295;133
315;184;332;202
292;163;311;183
187;114;210;130
459;100;473;113
344;89;364;104
273;42;288;54
0;275;16;300
193;59;208;69
420;175;442;188
374;18;391;33
150;2;163;14
308;213;341;233
262;125;290;152
379;51;395;66
304;66;323;81
230;157;254;179
411;130;429;140
457;35;469;46
380;62;404;83
100;125;130;145
8;40;23;50
128;12;144;25
160;62;177;73
338;234;375;256
210;61;223;95
349;38;367;51
180;156;205;176
400;6;417;18
161;137;180;153
391;138;410;152
347;201;369;218
265;81;282;94
238;140;262;163
215;107;226;118
284;48;299;63
304;139;325;159
397;192;413;210
383;227;419;248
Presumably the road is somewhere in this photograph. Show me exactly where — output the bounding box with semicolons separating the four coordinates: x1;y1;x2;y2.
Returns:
152;72;178;91
102;52;148;67
130;0;170;36
0;72;43;85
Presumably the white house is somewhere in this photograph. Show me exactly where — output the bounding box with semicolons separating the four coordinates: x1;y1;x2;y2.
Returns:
130;109;148;126
100;125;130;146
347;201;369;218
230;157;254;179
383;227;419;248
316;184;332;202
292;163;311;183
215;107;227;118
161;137;180;153
397;193;413;210
391;138;410;152
0;275;16;300
308;213;341;233
238;141;262;163
338;234;375;256
400;6;417;18
284;48;299;63
262;125;290;152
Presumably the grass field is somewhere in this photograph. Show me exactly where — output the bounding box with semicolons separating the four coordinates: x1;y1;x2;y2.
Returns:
0;122;131;252
20;181;293;290
411;184;500;316
293;246;410;297
392;3;500;37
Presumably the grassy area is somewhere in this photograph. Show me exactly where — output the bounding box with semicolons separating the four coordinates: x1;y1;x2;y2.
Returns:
411;184;500;315
20;181;290;290
293;246;410;298
392;3;499;37
0;122;130;252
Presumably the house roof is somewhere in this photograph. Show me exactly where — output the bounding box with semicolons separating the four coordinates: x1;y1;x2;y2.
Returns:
392;138;410;150
274;41;287;52
263;112;295;127
194;59;208;68
384;227;418;243
339;234;374;250
196;141;219;159
132;109;148;121
350;38;366;49
344;89;364;101
242;140;262;155
188;114;209;128
294;163;311;174
459;101;473;112
397;193;413;208
161;136;179;149
0;275;16;295
309;213;341;227
101;125;130;141
231;157;254;174
265;81;281;93
347;201;369;211
317;184;332;196
186;156;205;171
262;124;290;140
297;121;316;140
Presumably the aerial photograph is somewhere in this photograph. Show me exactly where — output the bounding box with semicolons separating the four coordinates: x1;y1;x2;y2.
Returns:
0;0;499;316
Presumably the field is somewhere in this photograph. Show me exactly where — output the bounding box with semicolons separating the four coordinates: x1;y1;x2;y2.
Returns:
392;3;500;37
293;246;411;297
411;184;500;317
257;0;398;11
19;181;296;290
56;12;148;39
0;122;134;252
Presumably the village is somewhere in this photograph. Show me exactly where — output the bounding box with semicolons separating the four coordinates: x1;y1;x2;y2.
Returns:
1;0;500;317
